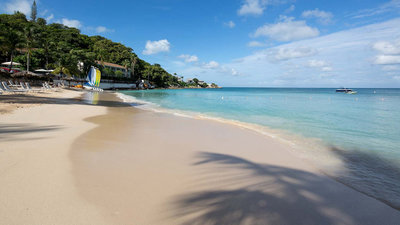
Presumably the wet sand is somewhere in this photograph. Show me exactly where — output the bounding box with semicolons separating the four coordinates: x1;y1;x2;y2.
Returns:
1;90;400;224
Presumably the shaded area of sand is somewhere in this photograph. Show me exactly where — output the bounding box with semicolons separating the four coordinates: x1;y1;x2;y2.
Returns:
0;90;113;225
70;93;400;225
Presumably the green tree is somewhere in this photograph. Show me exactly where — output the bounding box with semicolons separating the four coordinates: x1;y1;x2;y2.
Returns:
0;12;212;88
115;70;124;77
24;22;38;71
0;13;26;70
52;65;71;76
31;0;37;22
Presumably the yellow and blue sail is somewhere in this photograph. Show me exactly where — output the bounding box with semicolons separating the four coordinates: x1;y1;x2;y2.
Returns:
85;66;101;87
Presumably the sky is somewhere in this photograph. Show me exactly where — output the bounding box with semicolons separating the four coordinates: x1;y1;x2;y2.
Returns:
1;0;400;87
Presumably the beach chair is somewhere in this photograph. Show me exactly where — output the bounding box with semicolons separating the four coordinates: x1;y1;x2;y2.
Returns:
42;83;50;91
1;81;26;93
45;82;52;89
24;82;42;92
20;82;27;90
45;82;61;92
8;80;21;88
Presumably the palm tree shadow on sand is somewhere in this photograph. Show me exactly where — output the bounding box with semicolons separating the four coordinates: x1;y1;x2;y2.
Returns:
170;152;400;225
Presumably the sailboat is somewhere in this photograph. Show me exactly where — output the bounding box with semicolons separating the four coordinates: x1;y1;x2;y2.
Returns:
83;66;103;91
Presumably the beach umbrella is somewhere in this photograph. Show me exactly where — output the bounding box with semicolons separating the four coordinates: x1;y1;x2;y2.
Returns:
1;61;21;66
11;71;42;78
34;69;54;73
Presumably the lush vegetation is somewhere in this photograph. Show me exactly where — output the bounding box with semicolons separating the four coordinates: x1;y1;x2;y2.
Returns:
0;11;196;88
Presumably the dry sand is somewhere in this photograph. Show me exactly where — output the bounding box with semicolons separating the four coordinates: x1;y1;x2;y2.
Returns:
0;89;109;224
1;91;400;224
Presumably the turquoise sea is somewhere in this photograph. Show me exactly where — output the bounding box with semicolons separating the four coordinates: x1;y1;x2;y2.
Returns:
119;88;400;209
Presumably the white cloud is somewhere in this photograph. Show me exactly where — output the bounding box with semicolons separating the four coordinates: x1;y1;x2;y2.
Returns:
373;39;400;66
302;9;333;24
352;0;400;19
46;14;54;23
238;0;266;16
372;40;400;55
273;47;317;61
307;60;334;72
253;17;319;42
95;26;113;33
174;18;400;87
231;68;239;76
321;66;333;72
247;41;267;47
61;18;82;28
285;5;295;14
308;59;328;67
374;55;400;65
143;39;171;55
203;61;220;69
223;18;400;87
224;21;236;28
382;65;400;71
179;54;199;63
4;0;31;15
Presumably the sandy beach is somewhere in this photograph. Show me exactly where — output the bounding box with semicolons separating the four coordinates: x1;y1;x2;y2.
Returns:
1;90;400;225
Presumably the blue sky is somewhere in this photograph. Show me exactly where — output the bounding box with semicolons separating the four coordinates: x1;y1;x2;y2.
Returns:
2;0;400;87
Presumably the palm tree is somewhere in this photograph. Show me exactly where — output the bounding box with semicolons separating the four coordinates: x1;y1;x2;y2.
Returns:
52;65;71;77
3;27;23;70
130;53;138;79
24;23;36;72
122;59;130;77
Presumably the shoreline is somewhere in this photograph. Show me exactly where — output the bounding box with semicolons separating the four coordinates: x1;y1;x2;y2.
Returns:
1;90;400;224
117;89;400;210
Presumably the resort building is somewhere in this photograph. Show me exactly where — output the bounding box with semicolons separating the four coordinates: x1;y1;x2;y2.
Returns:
95;61;131;78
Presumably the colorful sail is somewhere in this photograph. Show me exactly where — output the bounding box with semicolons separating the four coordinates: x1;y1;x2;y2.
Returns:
95;68;101;87
85;66;101;87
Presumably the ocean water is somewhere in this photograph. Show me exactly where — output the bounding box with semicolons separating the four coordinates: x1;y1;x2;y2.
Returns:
119;88;400;209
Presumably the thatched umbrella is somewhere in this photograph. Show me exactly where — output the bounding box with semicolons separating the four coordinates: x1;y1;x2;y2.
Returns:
11;71;42;78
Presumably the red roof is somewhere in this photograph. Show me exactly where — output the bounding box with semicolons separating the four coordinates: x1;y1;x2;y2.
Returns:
96;61;126;69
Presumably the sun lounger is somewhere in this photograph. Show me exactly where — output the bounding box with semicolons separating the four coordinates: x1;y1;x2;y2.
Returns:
1;81;27;93
8;80;21;88
20;82;27;90
25;82;43;92
45;82;61;92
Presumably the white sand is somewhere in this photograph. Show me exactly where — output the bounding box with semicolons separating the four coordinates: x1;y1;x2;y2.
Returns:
1;91;400;225
0;90;108;225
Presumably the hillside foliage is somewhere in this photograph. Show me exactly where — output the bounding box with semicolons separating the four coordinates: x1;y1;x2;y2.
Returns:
0;12;184;88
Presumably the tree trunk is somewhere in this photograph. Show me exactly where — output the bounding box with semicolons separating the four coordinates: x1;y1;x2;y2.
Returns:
9;51;14;70
27;52;30;72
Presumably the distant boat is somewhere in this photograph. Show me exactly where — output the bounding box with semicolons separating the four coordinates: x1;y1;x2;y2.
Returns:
83;66;103;91
336;88;356;94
